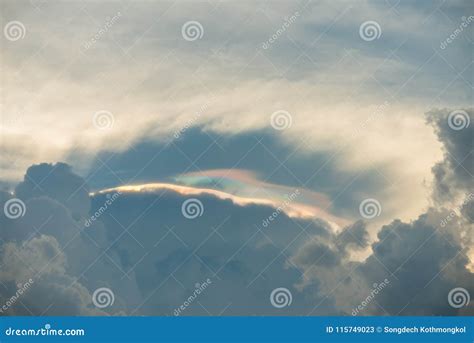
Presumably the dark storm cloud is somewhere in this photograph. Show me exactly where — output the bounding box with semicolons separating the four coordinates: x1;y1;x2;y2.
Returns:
357;209;473;315
288;207;473;316
335;220;370;254
0;234;104;315
461;196;474;224
0;164;138;315
426;109;473;204
90;189;338;315
15;162;90;219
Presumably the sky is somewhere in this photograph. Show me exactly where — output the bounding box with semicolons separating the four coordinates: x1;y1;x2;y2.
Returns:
0;0;473;316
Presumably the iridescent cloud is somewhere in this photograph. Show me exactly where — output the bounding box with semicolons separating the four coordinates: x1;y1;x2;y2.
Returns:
92;173;351;229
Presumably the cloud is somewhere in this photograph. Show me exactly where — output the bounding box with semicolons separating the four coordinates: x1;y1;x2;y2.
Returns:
0;235;103;316
93;179;349;228
0;164;139;315
360;208;473;315
88;186;339;315
426;109;473;205
15;162;90;220
335;220;370;254
84;128;380;222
